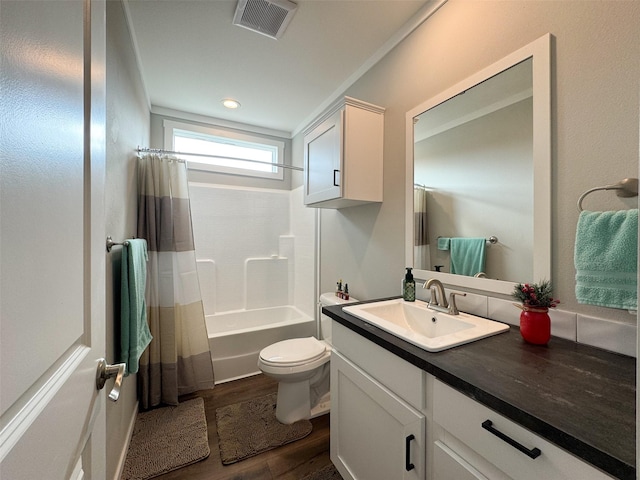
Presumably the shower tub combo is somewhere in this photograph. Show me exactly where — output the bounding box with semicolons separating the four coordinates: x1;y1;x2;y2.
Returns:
206;305;315;383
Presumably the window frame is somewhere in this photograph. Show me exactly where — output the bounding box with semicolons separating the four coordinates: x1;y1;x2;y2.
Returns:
164;119;285;180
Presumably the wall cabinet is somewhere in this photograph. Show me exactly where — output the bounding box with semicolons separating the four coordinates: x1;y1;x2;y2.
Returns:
331;322;425;480
303;97;384;208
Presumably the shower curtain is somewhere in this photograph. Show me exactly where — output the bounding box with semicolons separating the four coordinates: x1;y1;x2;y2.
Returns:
414;186;430;270
137;153;215;409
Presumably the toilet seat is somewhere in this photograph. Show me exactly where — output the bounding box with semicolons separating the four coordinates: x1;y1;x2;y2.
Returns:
259;337;327;367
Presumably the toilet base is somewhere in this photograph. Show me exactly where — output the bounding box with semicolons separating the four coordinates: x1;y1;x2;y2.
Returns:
276;380;311;424
309;392;330;419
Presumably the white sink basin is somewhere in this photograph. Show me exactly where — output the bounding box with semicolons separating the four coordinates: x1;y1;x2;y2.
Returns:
343;298;509;352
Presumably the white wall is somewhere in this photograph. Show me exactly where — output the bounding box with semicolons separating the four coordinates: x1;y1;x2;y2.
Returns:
105;2;151;478
298;1;639;327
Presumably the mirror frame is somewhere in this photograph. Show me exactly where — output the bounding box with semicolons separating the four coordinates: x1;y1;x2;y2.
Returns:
405;33;551;295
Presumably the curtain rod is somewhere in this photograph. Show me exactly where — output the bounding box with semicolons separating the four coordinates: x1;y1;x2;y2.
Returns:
136;147;304;171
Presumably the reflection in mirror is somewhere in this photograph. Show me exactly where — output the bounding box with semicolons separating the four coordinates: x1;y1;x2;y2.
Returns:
413;59;533;282
405;34;551;295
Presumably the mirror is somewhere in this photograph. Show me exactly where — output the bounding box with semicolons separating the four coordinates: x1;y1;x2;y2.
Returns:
405;34;551;295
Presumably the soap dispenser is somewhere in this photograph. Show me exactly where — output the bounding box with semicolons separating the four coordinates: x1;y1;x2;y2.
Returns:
403;267;415;302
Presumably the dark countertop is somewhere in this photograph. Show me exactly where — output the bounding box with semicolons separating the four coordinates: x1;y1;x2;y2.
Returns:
324;299;636;480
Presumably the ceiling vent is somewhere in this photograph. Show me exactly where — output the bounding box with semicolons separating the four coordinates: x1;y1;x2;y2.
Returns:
233;0;298;40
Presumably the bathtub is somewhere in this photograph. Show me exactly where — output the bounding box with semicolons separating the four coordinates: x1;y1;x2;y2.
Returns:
206;305;315;384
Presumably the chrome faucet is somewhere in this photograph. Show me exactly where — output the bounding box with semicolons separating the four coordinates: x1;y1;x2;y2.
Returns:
422;278;466;315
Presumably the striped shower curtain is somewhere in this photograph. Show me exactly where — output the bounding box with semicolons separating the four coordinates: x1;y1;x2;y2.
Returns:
137;153;215;409
414;186;430;270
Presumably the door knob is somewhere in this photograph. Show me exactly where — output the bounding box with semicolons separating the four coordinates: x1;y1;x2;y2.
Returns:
96;359;126;402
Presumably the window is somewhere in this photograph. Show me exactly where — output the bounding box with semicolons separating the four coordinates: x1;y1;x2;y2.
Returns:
164;120;285;180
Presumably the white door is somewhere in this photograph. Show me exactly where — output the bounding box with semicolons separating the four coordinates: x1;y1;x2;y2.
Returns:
304;109;343;205
1;0;108;478
331;352;425;480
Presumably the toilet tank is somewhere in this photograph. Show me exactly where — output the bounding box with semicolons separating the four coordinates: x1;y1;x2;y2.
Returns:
319;292;358;344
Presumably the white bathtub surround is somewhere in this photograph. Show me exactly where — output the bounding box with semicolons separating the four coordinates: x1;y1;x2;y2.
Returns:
190;184;315;315
190;184;317;382
244;257;289;309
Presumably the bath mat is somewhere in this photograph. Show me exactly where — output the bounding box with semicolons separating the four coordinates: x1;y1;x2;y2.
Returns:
215;392;313;464
121;397;210;480
301;463;343;480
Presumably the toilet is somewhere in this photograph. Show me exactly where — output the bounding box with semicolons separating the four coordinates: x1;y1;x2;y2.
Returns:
258;292;358;424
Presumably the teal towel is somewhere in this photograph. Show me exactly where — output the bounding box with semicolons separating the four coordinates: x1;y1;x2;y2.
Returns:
450;238;486;276
574;209;638;310
437;237;451;251
120;239;152;375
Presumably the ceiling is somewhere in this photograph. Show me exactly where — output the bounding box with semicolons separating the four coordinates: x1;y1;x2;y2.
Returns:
124;0;437;136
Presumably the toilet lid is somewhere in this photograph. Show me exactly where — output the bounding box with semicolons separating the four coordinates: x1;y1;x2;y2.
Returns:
259;337;327;366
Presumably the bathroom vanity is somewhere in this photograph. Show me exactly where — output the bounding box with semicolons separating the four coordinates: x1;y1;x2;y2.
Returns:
325;299;635;480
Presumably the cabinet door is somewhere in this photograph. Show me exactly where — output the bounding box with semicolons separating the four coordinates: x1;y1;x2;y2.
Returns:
331;351;425;480
304;109;342;204
433;441;490;480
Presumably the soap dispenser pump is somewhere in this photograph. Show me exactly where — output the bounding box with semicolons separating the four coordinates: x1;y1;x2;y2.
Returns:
403;267;416;302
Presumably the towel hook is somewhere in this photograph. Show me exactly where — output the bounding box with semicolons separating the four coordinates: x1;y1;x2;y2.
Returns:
577;178;638;212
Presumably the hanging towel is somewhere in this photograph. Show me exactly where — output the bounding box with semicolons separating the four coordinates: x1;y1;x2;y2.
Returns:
437;237;451;251
450;238;486;276
120;239;153;375
574;209;638;310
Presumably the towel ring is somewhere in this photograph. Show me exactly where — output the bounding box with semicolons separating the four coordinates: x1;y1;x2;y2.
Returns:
577;178;638;212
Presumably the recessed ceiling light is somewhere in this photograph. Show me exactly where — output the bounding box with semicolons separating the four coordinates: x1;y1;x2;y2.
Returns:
222;99;241;109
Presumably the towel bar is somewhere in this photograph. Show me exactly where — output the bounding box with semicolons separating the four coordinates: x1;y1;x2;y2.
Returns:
106;236;130;253
437;236;498;244
577;178;638;212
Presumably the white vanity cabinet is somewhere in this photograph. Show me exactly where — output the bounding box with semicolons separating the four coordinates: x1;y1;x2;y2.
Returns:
432;379;615;480
303;97;384;208
331;322;426;480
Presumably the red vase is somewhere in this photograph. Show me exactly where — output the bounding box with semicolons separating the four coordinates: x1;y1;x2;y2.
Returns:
519;307;551;345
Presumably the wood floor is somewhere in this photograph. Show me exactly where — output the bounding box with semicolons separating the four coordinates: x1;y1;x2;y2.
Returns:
154;374;333;480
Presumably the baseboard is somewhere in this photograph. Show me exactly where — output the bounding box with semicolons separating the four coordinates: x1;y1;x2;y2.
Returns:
113;400;138;480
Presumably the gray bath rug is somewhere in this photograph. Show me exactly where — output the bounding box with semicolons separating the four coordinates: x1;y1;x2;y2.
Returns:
301;463;343;480
215;392;313;464
121;397;210;480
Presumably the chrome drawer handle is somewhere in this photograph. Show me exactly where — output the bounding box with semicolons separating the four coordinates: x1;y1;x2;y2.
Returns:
405;434;415;471
481;420;541;459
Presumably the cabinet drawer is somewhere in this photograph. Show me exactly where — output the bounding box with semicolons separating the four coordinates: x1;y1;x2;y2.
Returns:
332;321;425;410
433;440;489;480
433;380;613;480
